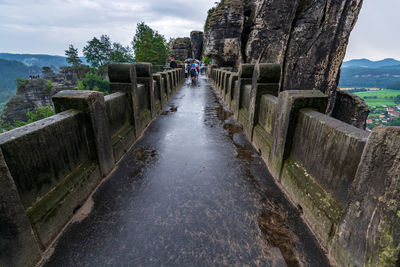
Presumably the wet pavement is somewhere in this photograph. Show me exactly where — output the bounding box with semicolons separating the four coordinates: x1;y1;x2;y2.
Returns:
43;76;330;266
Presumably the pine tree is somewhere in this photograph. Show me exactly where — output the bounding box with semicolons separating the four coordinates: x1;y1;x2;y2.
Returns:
65;45;82;68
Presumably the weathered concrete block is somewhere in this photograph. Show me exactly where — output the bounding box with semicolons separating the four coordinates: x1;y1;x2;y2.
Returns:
135;63;155;118
248;63;280;139
235;64;255;120
108;63;137;130
223;72;232;98
153;74;167;108
226;74;238;109
270;90;327;178
280;109;368;246
53;90;114;176
160;72;171;99
331;127;400;267
0;150;42;267
105;92;135;162
252;94;277;161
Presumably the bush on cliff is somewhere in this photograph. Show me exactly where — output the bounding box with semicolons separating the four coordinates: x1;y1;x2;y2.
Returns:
77;69;109;94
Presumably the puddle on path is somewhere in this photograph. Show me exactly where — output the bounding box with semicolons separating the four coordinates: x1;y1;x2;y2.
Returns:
161;105;178;115
258;201;304;267
132;147;157;162
210;92;305;267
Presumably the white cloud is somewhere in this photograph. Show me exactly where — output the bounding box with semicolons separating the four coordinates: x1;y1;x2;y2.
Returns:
0;0;216;55
345;0;400;61
1;0;398;61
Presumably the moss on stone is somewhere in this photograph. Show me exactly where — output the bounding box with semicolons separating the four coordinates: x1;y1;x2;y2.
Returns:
26;160;98;224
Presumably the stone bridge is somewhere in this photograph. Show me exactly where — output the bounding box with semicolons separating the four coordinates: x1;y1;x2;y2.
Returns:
1;63;399;267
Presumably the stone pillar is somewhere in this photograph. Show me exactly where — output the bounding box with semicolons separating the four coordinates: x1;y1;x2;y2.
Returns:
226;73;238;109
331;127;400;267
167;71;174;95
247;63;281;139
269;90;327;178
234;64;255;120
0;150;42;267
53;90;114;176
135;63;155;118
160;72;171;100
108;63;137;128
221;71;227;94
222;72;232;99
153;74;167;108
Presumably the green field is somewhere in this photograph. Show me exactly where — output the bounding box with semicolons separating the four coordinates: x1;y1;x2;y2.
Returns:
354;89;400;107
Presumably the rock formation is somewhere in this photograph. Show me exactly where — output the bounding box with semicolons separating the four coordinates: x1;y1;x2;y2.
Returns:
169;38;192;62
1;66;88;124
204;0;366;125
190;31;204;60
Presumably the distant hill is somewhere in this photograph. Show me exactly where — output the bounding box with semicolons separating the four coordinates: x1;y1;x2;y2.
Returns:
342;58;400;69
0;53;87;70
340;59;400;88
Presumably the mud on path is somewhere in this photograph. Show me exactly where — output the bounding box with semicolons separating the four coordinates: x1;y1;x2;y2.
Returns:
43;76;330;267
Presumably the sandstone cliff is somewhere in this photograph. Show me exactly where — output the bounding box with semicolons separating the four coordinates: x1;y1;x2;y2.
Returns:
1;67;88;124
169;38;192;62
190;31;204;60
204;0;365;122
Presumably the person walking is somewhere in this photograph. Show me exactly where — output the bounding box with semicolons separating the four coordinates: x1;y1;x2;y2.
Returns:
184;61;189;78
170;57;178;69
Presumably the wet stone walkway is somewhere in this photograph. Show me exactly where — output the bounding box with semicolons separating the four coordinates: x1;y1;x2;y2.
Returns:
43;77;330;266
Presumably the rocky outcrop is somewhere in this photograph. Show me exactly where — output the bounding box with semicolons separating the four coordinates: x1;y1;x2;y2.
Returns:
1;79;54;123
169;38;192;62
204;0;364;117
331;90;370;129
190;31;204;60
1;67;88;124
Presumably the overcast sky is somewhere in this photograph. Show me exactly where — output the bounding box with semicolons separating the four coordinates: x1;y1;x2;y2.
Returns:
0;0;399;61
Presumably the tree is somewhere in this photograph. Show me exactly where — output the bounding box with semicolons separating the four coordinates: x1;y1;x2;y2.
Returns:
83;35;112;68
42;66;55;78
65;44;82;68
110;43;133;63
132;22;169;65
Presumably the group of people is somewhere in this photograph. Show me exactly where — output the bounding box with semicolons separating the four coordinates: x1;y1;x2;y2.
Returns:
185;60;205;82
169;57;206;83
29;74;41;79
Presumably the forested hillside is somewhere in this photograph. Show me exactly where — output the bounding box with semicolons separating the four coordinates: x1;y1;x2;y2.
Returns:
340;58;400;88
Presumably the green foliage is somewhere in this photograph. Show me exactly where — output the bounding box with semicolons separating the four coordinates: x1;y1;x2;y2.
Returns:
42;66;55;77
83;35;112;68
45;80;53;94
65;44;82;68
110;43;133;63
83;35;133;68
395;95;400;104
204;56;210;65
0;105;55;133
16;78;28;89
387;80;400;90
339;65;400;88
354;89;400;107
132;22;169;65
77;69;109;93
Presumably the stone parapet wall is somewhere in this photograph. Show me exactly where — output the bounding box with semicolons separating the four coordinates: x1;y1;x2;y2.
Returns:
0;63;185;267
208;64;400;267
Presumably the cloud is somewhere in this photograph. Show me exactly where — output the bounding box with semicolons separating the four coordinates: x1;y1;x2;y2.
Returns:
345;0;400;61
1;0;398;61
0;0;216;55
